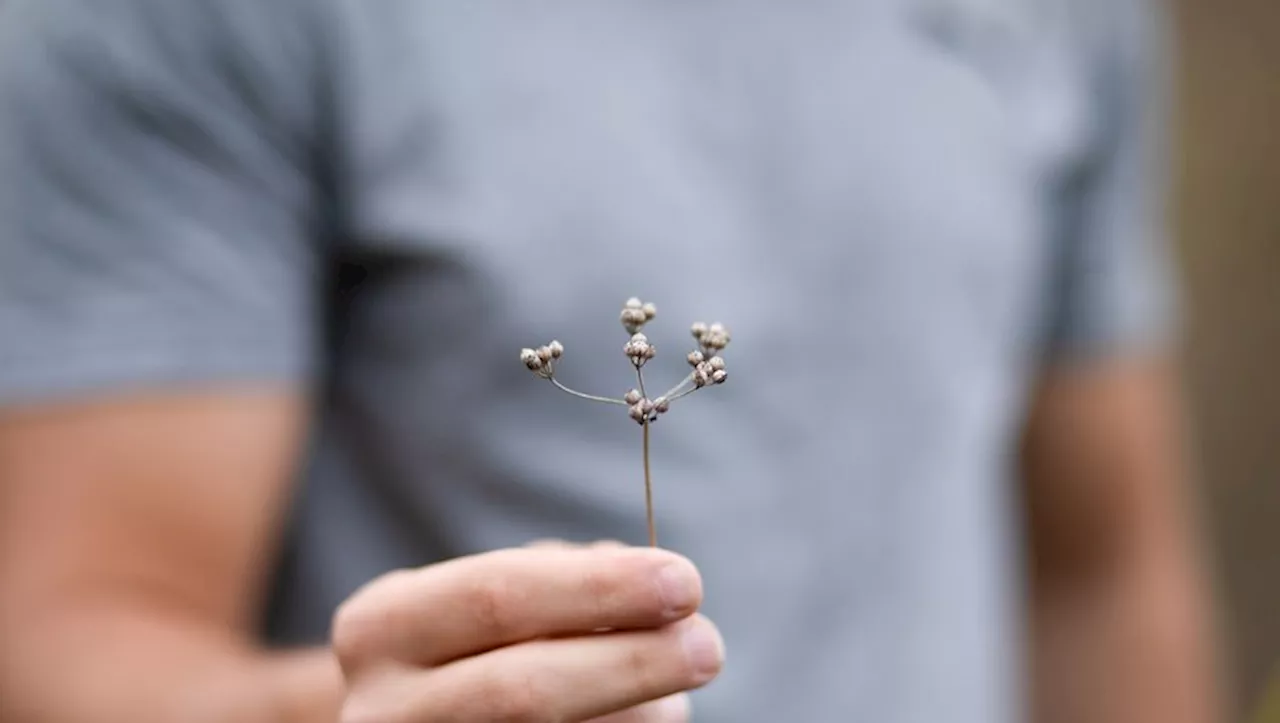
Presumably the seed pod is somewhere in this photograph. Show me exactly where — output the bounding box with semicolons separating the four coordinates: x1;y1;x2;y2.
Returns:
711;369;728;384
520;348;543;371
708;356;726;371
548;340;564;358
629;403;648;423
687;350;704;367
624;389;643;405
641;302;657;320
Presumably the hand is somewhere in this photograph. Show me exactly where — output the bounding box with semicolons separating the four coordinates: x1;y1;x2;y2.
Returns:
332;545;724;722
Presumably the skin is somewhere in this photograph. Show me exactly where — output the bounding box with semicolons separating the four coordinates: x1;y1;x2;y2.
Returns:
1022;358;1223;723
0;358;1219;722
0;390;715;723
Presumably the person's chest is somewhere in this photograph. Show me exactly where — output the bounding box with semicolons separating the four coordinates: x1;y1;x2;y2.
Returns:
321;0;1096;493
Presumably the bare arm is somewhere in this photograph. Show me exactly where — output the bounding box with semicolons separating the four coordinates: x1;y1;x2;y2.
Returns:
0;390;344;723
1021;358;1223;723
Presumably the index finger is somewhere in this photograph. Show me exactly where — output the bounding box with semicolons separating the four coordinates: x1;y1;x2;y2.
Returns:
332;546;703;669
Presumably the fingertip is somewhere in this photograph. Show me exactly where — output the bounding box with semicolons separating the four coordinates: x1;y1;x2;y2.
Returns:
676;614;725;685
656;692;693;721
589;539;629;549
655;557;703;619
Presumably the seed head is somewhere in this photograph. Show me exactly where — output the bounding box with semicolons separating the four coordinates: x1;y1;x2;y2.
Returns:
686;350;705;367
624;333;655;366
690;321;709;339
536;346;553;363
701;322;731;351
620;307;647;332
693;364;712;388
621;298;658;333
624;389;643;405
711;369;728;384
708;356;726;372
629;403;648;423
520;348;542;371
548;340;564;359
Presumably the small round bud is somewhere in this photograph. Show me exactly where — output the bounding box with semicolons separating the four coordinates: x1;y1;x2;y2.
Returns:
686;350;704;367
641;302;657;320
624;389;643;405
654;398;670;414
711;369;728;384
625;297;644;310
620;308;647;333
708;356;726;371
624;334;653;366
520;348;544;371
694;367;711;388
536;346;553;362
548;340;564;359
641;398;656;413
701;323;731;350
690;321;709;340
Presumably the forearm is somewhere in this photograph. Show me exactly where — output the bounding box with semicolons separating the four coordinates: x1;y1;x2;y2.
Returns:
1;609;342;723
1031;541;1222;723
1021;361;1225;723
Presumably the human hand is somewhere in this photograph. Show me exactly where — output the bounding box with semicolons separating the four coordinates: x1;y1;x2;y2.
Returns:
332;545;723;722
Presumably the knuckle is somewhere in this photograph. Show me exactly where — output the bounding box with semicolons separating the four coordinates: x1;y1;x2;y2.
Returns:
330;599;377;671
623;640;668;688
580;565;624;613
331;570;413;671
464;575;523;640
610;636;686;702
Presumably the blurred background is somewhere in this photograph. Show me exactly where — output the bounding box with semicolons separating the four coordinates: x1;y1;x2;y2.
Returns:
1173;0;1280;718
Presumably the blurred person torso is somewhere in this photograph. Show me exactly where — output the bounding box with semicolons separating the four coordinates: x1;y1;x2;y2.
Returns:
0;0;1171;721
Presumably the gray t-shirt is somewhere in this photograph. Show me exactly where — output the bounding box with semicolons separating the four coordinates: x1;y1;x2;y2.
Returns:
0;1;1172;721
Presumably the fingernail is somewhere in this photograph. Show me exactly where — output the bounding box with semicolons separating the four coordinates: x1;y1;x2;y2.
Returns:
681;618;725;683
656;559;701;618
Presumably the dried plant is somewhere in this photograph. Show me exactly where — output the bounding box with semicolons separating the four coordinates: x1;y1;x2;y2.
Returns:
519;298;730;547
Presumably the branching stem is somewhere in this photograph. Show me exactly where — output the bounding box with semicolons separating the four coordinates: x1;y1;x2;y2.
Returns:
547;377;628;406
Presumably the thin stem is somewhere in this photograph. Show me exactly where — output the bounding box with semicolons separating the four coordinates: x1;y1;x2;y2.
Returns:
547;377;628;406
657;372;695;401
643;419;655;547
666;385;700;403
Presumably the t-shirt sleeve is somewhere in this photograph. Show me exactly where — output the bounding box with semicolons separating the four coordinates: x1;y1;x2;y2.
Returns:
1042;0;1177;361
0;1;326;406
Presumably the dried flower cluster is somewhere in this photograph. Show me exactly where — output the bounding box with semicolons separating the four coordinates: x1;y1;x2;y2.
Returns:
518;297;731;546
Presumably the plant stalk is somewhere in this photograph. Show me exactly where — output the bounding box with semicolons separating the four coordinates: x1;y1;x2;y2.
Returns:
643;419;655;547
